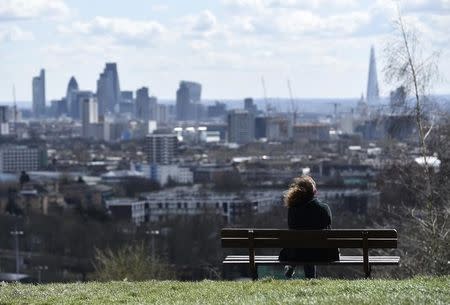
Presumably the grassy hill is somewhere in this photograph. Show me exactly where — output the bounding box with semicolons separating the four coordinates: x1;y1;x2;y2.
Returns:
0;276;448;305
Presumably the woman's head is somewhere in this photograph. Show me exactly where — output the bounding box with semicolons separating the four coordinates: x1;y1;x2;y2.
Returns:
284;175;317;207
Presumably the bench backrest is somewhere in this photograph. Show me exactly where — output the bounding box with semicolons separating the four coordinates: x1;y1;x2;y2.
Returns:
221;228;398;249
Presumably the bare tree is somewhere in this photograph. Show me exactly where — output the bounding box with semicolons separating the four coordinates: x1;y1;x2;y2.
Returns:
383;5;440;197
382;6;449;275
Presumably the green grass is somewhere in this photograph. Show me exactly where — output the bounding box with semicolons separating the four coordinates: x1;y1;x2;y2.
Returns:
0;276;448;305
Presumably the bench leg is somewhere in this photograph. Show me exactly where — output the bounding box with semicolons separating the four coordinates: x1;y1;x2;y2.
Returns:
364;265;372;279
250;265;258;281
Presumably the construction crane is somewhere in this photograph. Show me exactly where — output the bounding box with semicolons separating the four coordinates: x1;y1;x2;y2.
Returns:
12;84;17;131
287;79;299;125
261;76;274;114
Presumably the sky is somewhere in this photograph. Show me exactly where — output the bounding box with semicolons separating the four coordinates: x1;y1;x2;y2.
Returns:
0;0;449;103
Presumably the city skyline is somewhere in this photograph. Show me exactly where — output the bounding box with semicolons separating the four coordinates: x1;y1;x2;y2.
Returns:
1;0;449;102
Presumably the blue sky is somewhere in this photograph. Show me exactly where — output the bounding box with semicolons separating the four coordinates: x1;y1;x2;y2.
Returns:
0;0;449;103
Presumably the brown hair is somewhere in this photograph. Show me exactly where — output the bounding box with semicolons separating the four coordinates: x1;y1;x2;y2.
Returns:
284;176;317;207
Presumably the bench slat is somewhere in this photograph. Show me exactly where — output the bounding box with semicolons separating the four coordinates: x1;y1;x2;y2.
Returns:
222;238;397;249
221;229;397;239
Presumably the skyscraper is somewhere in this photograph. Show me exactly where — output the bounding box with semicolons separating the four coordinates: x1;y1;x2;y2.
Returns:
176;81;202;121
66;76;79;117
32;69;46;117
81;97;99;138
96;63;122;115
366;46;380;104
244;97;257;115
136;87;158;121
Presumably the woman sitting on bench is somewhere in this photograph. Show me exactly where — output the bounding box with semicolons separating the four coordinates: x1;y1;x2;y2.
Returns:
279;175;339;279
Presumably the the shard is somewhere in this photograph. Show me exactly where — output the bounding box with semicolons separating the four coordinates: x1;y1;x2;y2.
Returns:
366;46;380;104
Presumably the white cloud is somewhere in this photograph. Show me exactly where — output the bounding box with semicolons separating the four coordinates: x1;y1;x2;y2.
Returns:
0;25;34;42
0;0;70;21
58;16;167;46
181;10;220;39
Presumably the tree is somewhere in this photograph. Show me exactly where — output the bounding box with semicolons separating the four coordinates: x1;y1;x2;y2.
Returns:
382;5;449;275
383;5;440;195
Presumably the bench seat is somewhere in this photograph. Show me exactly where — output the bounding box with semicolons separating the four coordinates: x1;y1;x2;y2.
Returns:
224;255;400;265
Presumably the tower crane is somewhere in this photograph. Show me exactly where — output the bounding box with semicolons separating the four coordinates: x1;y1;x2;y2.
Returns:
287;79;298;125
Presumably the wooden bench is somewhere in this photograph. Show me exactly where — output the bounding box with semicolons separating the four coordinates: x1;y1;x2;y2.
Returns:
221;228;400;280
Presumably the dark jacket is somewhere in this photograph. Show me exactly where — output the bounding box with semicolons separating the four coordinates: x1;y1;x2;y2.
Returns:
279;197;340;262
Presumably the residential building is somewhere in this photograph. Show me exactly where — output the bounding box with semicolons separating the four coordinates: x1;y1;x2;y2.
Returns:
146;134;178;165
81;97;99;138
105;198;146;225
139;186;279;223
0;106;8;135
0;145;47;173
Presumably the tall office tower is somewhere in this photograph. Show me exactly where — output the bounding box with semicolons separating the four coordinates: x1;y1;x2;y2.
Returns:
156;104;168;123
136;87;151;121
81;97;99;138
366;46;380;104
96;63;122;115
71;91;94;120
149;97;158;120
244;97;257;115
146;134;178;165
32;69;46;117
176;81;202;121
66;76;79;117
227;109;255;144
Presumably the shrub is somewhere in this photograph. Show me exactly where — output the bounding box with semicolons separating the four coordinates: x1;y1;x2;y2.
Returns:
93;244;176;281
